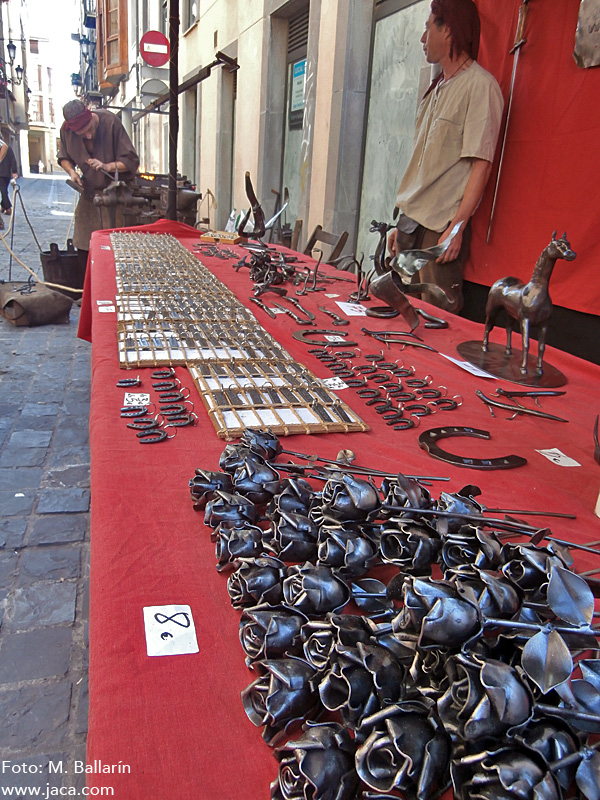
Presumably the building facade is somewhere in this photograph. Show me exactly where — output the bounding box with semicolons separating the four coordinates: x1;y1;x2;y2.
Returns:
0;0;30;175
81;0;429;252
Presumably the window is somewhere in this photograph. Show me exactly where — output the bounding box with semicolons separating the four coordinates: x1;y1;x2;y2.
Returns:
47;66;52;93
184;0;198;31
49;98;54;124
30;39;39;54
98;0;128;83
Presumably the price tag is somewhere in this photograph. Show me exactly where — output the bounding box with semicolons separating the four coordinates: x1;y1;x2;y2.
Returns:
324;335;347;343
324;293;339;298
100;245;112;250
98;306;116;313
97;300;114;305
322;377;348;390
535;448;581;467
143;604;199;657
440;353;496;379
336;301;366;316
124;392;150;406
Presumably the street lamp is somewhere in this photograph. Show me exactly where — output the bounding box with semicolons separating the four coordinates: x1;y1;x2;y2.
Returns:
14;65;23;85
7;40;16;66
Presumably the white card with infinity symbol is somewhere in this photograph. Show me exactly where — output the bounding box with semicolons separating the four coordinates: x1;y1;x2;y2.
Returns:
143;604;199;657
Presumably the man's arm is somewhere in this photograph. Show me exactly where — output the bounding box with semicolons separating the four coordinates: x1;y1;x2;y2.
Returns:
86;158;128;174
0;142;7;163
59;158;83;188
437;157;492;263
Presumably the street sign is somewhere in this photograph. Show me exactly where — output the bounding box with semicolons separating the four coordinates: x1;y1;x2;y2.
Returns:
140;31;170;67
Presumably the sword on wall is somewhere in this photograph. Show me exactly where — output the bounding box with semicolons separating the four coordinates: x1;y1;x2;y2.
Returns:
486;0;531;242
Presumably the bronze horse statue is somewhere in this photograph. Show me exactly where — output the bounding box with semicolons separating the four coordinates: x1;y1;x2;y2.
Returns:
482;231;576;375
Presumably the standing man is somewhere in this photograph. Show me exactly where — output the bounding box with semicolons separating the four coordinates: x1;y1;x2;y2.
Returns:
388;0;503;313
0;139;18;216
57;100;140;262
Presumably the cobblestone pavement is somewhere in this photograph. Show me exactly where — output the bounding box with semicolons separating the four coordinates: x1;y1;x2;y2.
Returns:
0;176;90;793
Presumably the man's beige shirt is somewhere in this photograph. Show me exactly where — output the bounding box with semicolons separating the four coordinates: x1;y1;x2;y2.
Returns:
396;61;504;233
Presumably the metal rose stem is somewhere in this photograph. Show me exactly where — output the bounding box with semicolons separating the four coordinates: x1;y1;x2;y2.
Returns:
549;740;600;772
483;508;576;519
377;505;600;556
536;705;600;726
273;460;450;483
374;617;600;639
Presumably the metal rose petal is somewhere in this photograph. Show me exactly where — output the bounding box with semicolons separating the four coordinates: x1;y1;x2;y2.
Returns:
419;595;481;648
563;679;600;733
441;525;503;570
240;428;282;460
283;563;350;618
380;519;440;574
451;747;561;800
270;722;359;800
204;490;256;528
239;604;308;664
516;719;579;791
215;524;264;571
522;628;573;693
356;701;450;799
437;653;532;742
547;565;594;627
241;655;320;745
450;567;521;619
580;660;600;692
268;511;319;562
576;750;600;800
227;556;286;608
189;469;233;509
318;527;377;579
233;457;281;504
219;443;255;473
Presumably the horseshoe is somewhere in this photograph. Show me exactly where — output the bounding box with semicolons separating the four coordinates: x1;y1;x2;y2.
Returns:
292;329;358;346
418;426;527;470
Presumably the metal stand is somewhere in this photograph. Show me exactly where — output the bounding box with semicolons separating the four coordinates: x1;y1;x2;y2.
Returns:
456;340;567;387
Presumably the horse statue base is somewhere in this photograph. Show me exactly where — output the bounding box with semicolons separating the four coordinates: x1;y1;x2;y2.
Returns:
456;339;567;388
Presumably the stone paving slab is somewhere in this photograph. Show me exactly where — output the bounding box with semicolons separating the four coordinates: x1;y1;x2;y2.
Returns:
4;582;78;630
0;754;67;791
0;680;72;749
0;626;73;682
37;488;90;514
0;518;28;549
0;489;37;516
0;447;48;468
0;467;43;491
28;514;87;546
19;546;82;583
8;430;53;449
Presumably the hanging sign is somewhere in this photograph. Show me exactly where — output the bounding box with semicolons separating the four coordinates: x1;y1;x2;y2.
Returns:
140;30;170;68
289;58;306;129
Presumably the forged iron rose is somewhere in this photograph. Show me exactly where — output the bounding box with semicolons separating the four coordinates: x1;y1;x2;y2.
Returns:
232;456;281;504
265;511;319;562
437;653;532;742
380;474;432;517
239;604;308;664
351;577;395;617
451;746;561;800
316;474;380;523
283;563;350;618
241;655;320;745
449;566;521;619
203;489;256;528
215;524;265;571
500;542;569;596
516;719;579;791
409;649;451;701
390;576;481;648
266;478;316;518
189;469;233;510
240;427;282;460
434;485;483;535
319;641;407;728
302;614;376;671
355;701;450;799
219;443;256;474
379;519;441;575
270;722;359;800
227;556;287;608
440;524;503;571
317;524;377;579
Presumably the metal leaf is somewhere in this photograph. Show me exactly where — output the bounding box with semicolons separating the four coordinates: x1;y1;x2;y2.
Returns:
547;566;594;626
568;680;600;733
521;628;573;693
576;751;600;800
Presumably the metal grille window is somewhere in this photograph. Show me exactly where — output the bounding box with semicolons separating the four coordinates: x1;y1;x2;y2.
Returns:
184;0;198;30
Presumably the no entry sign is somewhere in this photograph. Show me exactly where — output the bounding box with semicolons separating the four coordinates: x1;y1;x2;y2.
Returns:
140;31;170;67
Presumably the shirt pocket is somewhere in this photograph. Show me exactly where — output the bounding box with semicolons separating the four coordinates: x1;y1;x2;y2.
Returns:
426;117;463;160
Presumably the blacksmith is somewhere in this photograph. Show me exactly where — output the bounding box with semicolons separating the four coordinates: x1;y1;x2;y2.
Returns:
57;100;139;261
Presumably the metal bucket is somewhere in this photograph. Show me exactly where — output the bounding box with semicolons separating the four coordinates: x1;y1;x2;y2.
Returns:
40;239;87;301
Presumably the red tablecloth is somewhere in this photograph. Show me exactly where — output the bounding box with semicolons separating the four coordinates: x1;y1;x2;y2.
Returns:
80;221;600;799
